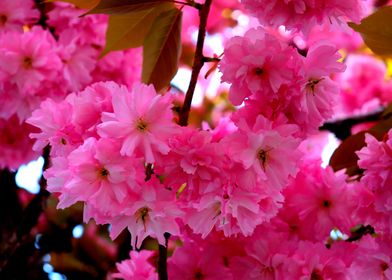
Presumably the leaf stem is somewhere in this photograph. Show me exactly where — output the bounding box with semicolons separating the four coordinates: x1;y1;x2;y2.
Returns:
179;0;213;126
203;56;221;63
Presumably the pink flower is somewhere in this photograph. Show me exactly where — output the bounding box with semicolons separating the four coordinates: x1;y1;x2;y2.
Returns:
242;0;365;35
0;0;39;33
0;27;64;122
68;81;115;137
92;48;142;88
111;250;157;280
186;185;264;238
168;241;233;280
357;130;392;190
349;237;392;280
292;241;349;280
98;82;176;163
57;30;97;92
336;54;387;114
231;228;295;280
56;138;139;212
46;2;107;47
303;22;364;52
220;27;302;105
357;130;392;233
289;41;345;133
109;178;182;248
0;27;62;94
27;97;82;157
283;161;357;240
0;115;40;170
160;127;225;197
224;115;301;190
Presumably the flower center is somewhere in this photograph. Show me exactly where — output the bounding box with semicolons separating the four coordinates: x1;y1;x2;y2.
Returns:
311;269;324;280
194;270;204;280
260;266;274;277
322;200;331;208
257;149;268;170
136;207;151;232
98;167;109;178
23;57;33;69
136;118;148;132
381;262;389;272
0;15;7;26
212;202;222;220
254;67;264;76
306;78;323;94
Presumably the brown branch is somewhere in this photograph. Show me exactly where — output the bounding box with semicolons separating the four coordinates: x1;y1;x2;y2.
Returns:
319;107;385;140
178;0;213;126
159;0;213;277
157;233;171;280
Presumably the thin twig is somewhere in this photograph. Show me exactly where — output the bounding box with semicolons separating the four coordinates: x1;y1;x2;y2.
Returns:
179;0;213;126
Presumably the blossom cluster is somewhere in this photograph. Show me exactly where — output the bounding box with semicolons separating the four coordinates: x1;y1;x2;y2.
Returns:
242;0;366;34
0;0;141;170
1;0;392;279
27;79;302;248
220;27;346;135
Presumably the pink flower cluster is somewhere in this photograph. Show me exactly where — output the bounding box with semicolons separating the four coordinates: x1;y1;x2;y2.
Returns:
27;80;304;247
2;1;389;279
111;250;157;280
220;27;345;135
0;0;39;33
242;0;365;34
156;160;390;279
357;130;392;235
335;54;392;115
0;1;141;170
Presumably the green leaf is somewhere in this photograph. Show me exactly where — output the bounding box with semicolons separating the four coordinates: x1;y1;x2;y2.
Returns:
87;0;170;14
142;7;182;91
349;6;392;56
47;0;99;9
101;3;173;56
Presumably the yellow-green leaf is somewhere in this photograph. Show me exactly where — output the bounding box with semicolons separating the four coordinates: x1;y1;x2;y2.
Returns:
101;3;173;56
349;6;392;56
47;0;99;9
142;7;182;91
88;0;169;14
